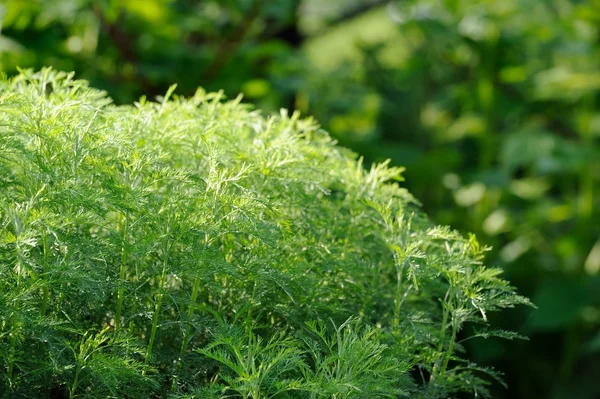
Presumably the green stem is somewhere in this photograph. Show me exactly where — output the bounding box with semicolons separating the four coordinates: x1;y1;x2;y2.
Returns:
57;247;71;311
430;288;452;387
8;247;25;384
115;213;129;332
179;275;201;359
7;314;17;385
41;234;50;316
439;320;458;378
146;232;170;362
146;293;163;362
70;367;82;399
392;253;405;333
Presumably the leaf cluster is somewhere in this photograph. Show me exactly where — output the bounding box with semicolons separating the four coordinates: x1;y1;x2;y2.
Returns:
0;69;529;398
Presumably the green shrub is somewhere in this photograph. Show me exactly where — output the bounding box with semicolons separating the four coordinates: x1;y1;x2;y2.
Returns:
0;69;530;398
300;3;600;397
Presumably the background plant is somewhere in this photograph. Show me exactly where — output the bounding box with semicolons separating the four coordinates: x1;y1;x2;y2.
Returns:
0;69;528;397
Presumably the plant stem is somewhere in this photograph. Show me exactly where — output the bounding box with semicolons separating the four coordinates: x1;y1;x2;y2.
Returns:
115;213;129;332
70;368;82;399
430;288;451;387
8;233;25;385
179;275;201;359
146;225;171;362
41;234;50;316
392;253;406;333
146;293;163;362
439;319;458;379
7;313;17;386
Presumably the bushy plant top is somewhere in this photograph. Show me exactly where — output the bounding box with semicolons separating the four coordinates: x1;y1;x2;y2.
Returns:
0;69;530;398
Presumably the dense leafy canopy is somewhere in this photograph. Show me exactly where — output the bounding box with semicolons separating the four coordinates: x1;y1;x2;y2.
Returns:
0;69;528;398
2;0;600;398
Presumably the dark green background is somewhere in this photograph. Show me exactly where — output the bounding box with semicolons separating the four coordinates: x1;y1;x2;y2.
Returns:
2;1;599;397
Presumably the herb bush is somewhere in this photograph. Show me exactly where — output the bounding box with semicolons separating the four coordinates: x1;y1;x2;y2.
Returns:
0;69;530;398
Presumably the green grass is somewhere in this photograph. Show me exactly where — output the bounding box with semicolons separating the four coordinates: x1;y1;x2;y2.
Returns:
0;68;530;398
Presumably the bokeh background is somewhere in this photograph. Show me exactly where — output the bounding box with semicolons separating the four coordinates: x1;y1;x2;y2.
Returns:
1;0;599;398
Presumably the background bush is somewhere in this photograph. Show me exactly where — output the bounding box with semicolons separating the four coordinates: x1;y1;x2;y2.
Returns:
1;1;599;398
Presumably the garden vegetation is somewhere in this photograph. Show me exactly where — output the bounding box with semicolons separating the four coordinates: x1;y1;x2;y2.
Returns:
0;69;530;398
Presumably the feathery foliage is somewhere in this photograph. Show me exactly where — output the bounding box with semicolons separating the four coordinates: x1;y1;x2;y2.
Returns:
0;69;530;398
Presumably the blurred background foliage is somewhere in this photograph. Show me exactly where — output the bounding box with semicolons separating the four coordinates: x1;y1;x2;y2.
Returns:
1;0;599;397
